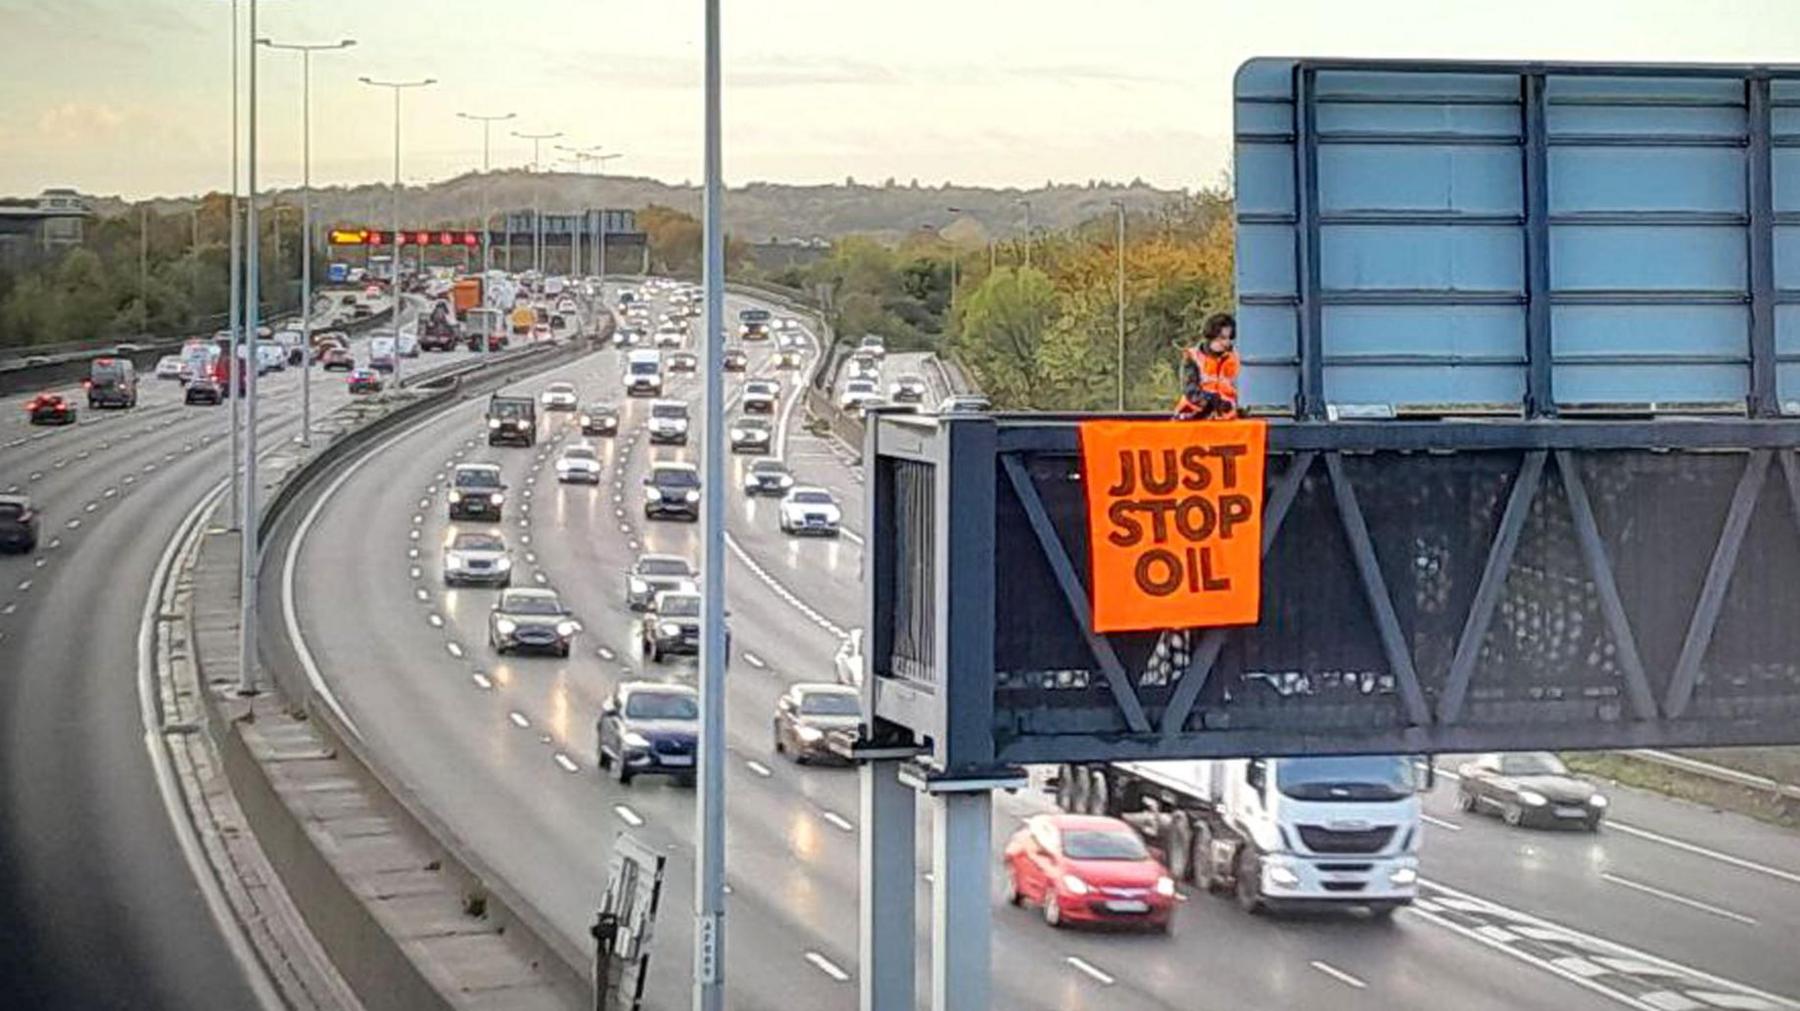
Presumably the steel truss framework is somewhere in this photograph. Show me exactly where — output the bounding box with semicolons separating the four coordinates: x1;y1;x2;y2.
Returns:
865;415;1800;771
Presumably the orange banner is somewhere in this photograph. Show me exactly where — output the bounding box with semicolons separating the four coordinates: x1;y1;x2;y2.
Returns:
1079;419;1268;633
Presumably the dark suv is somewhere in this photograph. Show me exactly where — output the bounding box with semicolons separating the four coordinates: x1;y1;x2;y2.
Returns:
643;462;700;521
87;357;138;409
486;394;537;446
448;463;506;521
0;495;39;553
596;683;699;786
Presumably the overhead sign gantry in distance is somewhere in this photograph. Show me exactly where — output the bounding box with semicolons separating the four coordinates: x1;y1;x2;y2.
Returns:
852;57;1800;1011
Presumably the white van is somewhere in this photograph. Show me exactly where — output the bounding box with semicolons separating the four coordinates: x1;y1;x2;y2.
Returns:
369;336;397;373
624;349;663;397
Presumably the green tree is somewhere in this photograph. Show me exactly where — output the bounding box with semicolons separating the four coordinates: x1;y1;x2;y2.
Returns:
951;266;1055;407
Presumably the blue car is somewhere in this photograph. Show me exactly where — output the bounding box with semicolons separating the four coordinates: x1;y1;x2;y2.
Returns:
596;683;699;786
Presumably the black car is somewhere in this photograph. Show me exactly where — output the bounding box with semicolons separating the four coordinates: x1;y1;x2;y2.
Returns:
487;393;537;447
1455;752;1607;830
0;495;39;554
185;378;224;405
487;587;579;657
772;683;861;764
26;393;76;426
644;462;700;521
722;348;748;372
596;683;699;786
668;351;698;373
641;590;702;661
580;404;620;437
741;458;794;496
448;463;506;521
625;553;698;611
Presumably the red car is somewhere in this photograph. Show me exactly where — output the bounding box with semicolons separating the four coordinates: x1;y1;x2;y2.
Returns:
1002;814;1176;933
26;393;77;426
347;369;384;394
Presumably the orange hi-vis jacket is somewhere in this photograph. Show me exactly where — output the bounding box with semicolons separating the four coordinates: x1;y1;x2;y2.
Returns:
1175;346;1240;419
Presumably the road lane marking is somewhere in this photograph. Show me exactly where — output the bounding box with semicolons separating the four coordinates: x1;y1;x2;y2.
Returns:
743;652;766;669
66;519;80;529
554;753;580;773
613;805;644;827
1064;956;1114;986
428;614;444;627
508;711;530;728
446;642;464;659
804;952;851;983
16;580;30;592
414;588;429;601
597;646;615;661
472;673;493;690
1421;814;1462;831
409;566;422;580
821;811;854;833
746;760;771;777
84;502;98;512
1309;961;1367;989
1607;821;1800;887
407;547;419;559
1599;872;1757;926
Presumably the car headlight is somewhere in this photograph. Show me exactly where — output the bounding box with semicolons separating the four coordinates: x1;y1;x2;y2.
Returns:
495;618;517;635
730;428;745;440
1588;794;1608;808
448;490;463;503
444;553;463;568
823;510;841;523
556;620;579;638
495;558;512;570
487;418;501;429
1518;790;1549;807
658;622;681;637
645;488;663;500
1155;875;1176;897
795;725;824;743
579;415;591;426
628;577;648;593
780;476;794;488
621;730;650;748
1390;866;1418;886
1266;863;1302;887
490;492;505;505
1060;875;1090;896
683;490;699;503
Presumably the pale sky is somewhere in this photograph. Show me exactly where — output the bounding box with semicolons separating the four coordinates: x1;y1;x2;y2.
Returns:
0;0;1791;200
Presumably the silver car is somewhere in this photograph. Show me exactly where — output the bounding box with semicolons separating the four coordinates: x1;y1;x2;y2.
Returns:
626;553;698;611
443;530;512;587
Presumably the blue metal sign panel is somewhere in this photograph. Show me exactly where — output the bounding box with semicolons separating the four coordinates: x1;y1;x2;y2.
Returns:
1235;59;1800;417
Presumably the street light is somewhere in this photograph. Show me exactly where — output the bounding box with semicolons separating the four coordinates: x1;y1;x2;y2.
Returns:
359;74;437;385
1016;198;1034;269
1110;199;1127;411
555;144;602;275
594;153;621;279
458;111;515;273
260;37;355;450
513;130;562;274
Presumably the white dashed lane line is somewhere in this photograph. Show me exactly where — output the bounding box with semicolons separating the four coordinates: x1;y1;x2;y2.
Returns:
745;759;772;778
742;652;766;670
471;673;493;690
1065;956;1115;986
445;642;464;659
613;805;644;827
821;811;854;833
554;753;580;774
1421;814;1462;832
1309;961;1366;990
804;952;851;983
1599;872;1758;925
508;711;530;729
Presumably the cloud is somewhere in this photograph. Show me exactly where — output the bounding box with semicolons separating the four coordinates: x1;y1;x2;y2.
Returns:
36;102;127;145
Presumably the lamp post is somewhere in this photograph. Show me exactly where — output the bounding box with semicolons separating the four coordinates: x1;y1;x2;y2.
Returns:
513;130;562;273
1016;198;1033;269
359;74;437;385
458;111;514;273
260;37;355;450
557;143;604;275
226;0;243;531
1110;199;1127;411
239;0;263;695
594;153;620;278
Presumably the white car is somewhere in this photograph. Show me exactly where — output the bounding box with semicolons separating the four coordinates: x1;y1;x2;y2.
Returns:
396;332;421;358
540;381;579;411
654;326;686;348
555;442;603;483
839;379;879;411
729;417;773;454
778;486;842;537
443;530;513;587
647;399;690;445
154;355;186;380
834;628;863;687
857;336;886;360
847;355;881;382
742;379;779;414
890;375;928;403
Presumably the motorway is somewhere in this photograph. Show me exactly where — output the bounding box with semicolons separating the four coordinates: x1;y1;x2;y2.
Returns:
0;292;503;1008
279;281;1800;1010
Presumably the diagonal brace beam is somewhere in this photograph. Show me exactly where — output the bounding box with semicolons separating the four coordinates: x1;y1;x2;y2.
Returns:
1324;453;1433;727
1664;450;1771;719
1160;451;1317;736
1001;455;1151;734
1437;451;1546;725
1555;450;1659;721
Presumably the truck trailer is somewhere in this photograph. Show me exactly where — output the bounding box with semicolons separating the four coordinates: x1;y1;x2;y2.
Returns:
1054;756;1422;917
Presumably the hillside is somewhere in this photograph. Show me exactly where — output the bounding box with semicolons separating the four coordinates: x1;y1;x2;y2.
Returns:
83;172;1188;244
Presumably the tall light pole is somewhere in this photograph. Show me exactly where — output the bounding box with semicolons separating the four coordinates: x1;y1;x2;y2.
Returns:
1016;197;1033;269
261;37;355;450
594;152;621;278
1110;199;1127;411
226;0;243;531
458;111;514;273
359;74;437;385
696;1;726;1009
513;130;561;273
557;143;602;276
239;0;262;695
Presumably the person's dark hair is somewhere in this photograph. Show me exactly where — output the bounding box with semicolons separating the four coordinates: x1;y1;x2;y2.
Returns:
1202;313;1236;341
